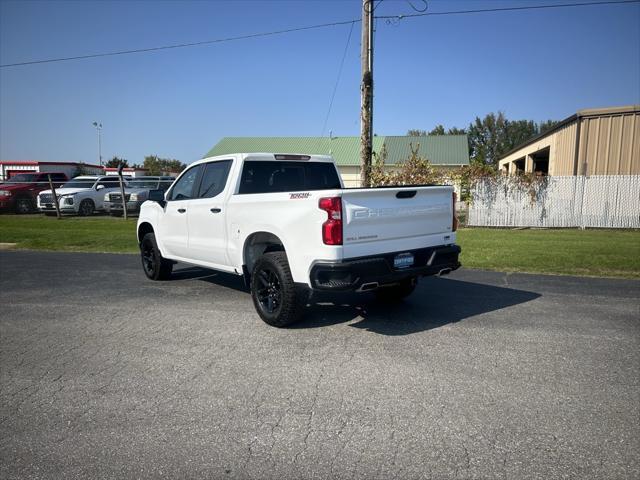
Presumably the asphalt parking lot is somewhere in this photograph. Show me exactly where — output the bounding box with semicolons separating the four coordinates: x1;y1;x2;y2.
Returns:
1;251;638;479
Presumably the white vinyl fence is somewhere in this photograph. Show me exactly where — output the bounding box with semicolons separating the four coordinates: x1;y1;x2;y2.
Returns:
468;175;640;228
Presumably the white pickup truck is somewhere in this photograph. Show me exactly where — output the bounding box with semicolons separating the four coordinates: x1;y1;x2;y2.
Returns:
137;153;461;327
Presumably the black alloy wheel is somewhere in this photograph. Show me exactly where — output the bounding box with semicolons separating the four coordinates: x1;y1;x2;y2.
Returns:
250;252;306;327
141;240;156;278
255;267;282;316
140;232;173;280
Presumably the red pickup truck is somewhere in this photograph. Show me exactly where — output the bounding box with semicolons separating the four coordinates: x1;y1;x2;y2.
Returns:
0;172;68;213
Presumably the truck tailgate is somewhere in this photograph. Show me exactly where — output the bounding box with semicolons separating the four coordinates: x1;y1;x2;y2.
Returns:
341;186;454;258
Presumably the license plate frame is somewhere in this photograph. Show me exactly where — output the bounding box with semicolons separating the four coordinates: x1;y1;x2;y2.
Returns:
393;252;415;269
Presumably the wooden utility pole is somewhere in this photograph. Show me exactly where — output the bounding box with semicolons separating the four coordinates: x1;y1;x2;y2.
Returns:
47;174;61;219
117;162;128;220
359;0;374;187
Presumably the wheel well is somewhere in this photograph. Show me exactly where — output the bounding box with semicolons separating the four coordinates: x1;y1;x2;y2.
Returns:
243;232;285;274
137;222;154;243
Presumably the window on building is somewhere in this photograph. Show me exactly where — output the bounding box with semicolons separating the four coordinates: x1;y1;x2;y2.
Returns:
531;147;550;175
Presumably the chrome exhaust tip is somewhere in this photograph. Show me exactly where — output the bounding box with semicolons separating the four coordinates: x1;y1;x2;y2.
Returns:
438;268;452;276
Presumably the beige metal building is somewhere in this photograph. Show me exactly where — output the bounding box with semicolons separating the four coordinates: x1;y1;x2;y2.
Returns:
499;105;639;176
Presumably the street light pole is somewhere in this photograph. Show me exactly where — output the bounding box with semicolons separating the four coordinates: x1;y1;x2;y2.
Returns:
92;121;103;166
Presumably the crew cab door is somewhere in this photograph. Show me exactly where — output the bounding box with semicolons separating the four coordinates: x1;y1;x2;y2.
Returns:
160;165;203;258
187;159;233;267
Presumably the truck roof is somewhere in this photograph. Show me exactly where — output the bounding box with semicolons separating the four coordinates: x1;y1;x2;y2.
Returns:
196;152;335;168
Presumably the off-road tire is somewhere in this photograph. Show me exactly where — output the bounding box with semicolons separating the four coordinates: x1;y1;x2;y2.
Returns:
140;233;173;281
78;199;95;216
250;252;306;327
374;277;417;303
15;198;35;214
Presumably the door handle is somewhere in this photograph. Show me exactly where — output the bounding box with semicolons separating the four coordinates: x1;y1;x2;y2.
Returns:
177;208;186;213
396;190;417;199
210;208;222;213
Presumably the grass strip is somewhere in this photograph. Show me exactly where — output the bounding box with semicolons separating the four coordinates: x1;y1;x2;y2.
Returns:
1;216;638;278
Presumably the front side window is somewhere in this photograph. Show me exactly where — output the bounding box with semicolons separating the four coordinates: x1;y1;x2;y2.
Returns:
168;166;201;201
197;161;232;198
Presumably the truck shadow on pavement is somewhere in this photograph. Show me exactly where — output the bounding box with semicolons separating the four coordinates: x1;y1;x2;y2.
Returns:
172;266;541;336
298;276;541;335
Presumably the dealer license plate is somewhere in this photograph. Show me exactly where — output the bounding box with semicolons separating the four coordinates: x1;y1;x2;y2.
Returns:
394;252;414;269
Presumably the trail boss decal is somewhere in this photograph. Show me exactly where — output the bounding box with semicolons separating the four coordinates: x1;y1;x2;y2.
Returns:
290;192;311;199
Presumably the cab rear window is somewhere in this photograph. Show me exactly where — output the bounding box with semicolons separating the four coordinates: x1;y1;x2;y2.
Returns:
238;161;341;194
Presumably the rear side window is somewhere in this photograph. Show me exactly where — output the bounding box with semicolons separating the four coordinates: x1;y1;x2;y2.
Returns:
238;161;341;194
97;177;120;188
197;160;232;198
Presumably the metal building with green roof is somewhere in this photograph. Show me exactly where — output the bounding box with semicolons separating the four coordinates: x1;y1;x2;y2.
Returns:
206;135;469;187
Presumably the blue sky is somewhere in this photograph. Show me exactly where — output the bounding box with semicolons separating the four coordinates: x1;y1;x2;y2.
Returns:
1;0;639;165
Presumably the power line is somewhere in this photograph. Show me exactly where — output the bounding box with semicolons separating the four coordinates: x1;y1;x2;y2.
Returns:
1;1;638;69
319;21;356;139
375;0;640;20
0;19;360;68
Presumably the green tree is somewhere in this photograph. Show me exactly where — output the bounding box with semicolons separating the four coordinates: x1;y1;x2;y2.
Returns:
407;129;427;136
370;143;445;187
408;114;557;167
105;156;129;168
143;155;187;175
504;119;538;152
429;125;446;135
539;119;559;134
467;114;559;166
408;125;466;136
467;112;509;166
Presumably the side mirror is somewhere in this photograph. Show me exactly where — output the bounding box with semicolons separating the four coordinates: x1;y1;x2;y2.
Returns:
96;184;105;190
148;189;166;207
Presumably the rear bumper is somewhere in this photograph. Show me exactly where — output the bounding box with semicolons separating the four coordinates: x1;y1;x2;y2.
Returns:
310;244;461;292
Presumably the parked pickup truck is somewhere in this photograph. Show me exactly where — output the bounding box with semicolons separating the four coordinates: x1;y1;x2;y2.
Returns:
0;172;68;213
104;176;175;216
137;153;461;327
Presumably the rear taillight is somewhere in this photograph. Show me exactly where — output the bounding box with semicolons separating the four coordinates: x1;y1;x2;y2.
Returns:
319;196;343;245
452;191;458;232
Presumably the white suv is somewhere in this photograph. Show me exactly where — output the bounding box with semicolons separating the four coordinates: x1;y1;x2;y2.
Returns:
38;176;125;216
